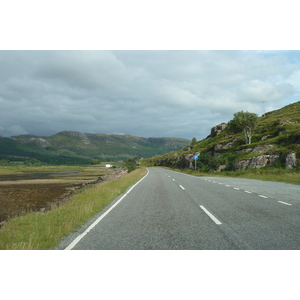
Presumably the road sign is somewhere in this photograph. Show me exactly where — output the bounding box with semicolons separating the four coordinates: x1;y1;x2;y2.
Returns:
193;155;198;170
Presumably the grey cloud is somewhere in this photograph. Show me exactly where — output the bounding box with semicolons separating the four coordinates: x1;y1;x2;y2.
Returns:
0;50;299;140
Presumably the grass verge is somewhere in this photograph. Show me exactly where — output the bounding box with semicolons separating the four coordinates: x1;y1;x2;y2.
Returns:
161;167;300;185
0;168;147;250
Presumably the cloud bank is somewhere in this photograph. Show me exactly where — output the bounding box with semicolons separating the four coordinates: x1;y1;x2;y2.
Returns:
0;50;299;140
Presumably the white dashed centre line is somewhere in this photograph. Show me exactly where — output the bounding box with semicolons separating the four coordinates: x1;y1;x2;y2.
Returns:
245;191;252;194
259;195;268;199
278;201;292;206
234;188;240;190
200;205;222;225
179;185;185;190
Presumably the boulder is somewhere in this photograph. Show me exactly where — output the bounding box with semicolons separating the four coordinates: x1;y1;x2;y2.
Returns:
285;152;297;169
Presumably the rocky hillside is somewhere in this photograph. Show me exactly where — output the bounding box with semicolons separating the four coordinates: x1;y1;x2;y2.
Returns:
4;132;190;162
144;101;300;171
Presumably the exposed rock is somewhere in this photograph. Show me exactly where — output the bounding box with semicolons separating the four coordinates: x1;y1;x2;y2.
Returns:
251;145;276;154
285;152;297;169
235;148;252;155
214;164;226;172
213;152;222;158
234;154;280;170
209;123;227;138
185;154;195;169
28;137;51;148
279;120;297;126
260;135;271;141
214;138;238;150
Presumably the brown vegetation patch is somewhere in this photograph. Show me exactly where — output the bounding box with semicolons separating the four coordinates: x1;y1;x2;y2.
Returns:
0;168;127;226
0;180;92;225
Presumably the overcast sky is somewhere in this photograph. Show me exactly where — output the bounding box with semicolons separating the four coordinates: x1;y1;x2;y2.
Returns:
0;50;299;140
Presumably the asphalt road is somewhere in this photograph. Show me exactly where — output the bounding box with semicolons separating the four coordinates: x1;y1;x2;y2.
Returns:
58;167;300;250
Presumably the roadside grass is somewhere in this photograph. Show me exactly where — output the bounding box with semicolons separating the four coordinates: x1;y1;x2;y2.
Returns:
221;170;300;185
161;167;300;185
0;168;147;250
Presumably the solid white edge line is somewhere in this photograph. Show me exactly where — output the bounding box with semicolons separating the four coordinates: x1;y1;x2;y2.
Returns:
65;168;150;250
200;205;222;225
278;201;292;206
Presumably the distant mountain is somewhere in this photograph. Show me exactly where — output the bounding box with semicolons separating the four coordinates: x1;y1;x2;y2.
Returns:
0;132;190;164
144;101;300;171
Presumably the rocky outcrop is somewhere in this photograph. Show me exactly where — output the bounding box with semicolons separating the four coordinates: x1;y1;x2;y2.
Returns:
234;154;280;170
285;152;297;169
27;137;51;148
174;152;200;169
251;145;276;154
207;123;227;138
146;102;300;172
279;120;297;126
214;138;238;151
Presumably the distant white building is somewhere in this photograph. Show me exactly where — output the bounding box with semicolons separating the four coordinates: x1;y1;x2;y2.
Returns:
105;164;113;168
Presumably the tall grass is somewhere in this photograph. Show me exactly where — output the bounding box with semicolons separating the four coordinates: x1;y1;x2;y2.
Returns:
0;168;147;250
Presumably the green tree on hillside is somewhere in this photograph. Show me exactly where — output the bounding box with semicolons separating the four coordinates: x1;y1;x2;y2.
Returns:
228;111;258;144
191;137;197;146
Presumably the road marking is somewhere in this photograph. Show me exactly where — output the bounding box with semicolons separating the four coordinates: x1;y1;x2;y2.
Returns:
234;188;240;190
259;195;268;198
278;201;292;206
245;191;252;194
179;185;185;190
200;205;222;225
225;185;231;187
64;169;150;250
172;179;176;181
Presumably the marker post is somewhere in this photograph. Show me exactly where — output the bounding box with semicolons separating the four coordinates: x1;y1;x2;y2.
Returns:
193;155;198;170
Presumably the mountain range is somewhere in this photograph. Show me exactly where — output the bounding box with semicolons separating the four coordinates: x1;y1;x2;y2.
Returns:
0;131;190;164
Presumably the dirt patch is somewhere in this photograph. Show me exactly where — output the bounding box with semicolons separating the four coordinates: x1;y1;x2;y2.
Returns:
0;168;127;226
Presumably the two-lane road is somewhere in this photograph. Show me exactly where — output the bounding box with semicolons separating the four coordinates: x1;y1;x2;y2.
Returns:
58;167;300;250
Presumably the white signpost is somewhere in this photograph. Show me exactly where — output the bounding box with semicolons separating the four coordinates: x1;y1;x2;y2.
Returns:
193;155;198;170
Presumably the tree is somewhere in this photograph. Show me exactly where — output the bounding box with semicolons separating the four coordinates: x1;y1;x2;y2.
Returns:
228;111;258;144
191;137;197;146
91;159;101;165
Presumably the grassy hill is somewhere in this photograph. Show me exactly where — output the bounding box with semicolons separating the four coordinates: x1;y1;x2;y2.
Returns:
1;132;190;164
143;101;300;172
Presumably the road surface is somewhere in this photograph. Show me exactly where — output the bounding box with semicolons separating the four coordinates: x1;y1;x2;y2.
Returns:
57;167;300;250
